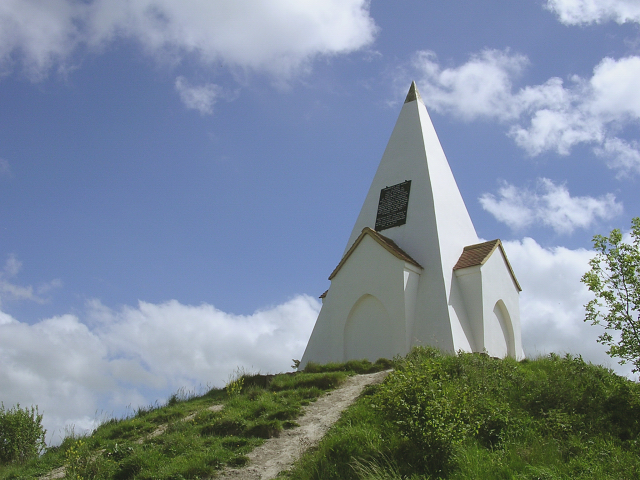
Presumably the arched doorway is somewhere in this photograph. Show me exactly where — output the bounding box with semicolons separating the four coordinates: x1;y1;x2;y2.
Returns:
489;300;516;358
344;294;394;362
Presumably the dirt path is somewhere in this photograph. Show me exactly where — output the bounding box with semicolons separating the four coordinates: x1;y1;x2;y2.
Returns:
215;369;390;480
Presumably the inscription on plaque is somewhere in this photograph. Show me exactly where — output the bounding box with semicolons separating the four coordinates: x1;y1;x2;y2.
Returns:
375;180;411;231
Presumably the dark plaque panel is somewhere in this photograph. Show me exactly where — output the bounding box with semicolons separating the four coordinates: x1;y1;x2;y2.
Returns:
375;180;411;231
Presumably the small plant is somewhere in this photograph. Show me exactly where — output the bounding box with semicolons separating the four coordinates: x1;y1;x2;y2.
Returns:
64;438;86;479
226;376;245;397
0;403;47;465
62;438;116;479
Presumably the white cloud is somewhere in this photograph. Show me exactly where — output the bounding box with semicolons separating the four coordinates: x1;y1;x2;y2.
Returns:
503;238;635;378
479;178;623;234
595;137;640;176
546;0;640;25
411;49;528;121
0;0;377;80
0;295;319;444
0;0;86;80
0;254;61;306
175;76;221;115
411;51;640;175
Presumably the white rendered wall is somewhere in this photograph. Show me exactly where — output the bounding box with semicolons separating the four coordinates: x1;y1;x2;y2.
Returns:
454;250;524;359
454;265;483;352
403;265;421;351
488;302;509;358
447;274;476;352
300;234;422;367
344;295;393;361
480;252;524;359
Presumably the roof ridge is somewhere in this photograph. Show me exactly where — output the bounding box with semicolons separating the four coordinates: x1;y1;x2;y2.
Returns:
328;227;422;280
454;239;521;291
463;239;501;250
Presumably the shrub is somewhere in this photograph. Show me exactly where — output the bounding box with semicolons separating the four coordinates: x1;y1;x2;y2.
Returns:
0;403;47;465
375;356;478;474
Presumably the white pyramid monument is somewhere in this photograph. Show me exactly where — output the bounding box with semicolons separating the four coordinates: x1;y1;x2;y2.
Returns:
300;82;524;367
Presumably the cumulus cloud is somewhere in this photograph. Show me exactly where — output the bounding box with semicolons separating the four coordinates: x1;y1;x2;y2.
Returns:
503;238;635;379
0;0;377;80
0;295;319;444
411;49;529;121
479;178;623;234
410;50;640;175
175;76;222;114
546;0;640;25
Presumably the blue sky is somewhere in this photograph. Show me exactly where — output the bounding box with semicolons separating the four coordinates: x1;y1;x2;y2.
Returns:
1;0;639;442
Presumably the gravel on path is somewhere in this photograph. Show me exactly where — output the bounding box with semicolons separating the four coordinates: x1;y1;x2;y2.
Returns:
215;369;390;480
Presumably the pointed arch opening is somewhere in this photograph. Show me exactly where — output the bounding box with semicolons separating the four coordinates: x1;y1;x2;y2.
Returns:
344;294;394;362
491;300;516;358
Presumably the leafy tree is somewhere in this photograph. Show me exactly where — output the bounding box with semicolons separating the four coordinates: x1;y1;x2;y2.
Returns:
581;217;640;373
0;403;47;464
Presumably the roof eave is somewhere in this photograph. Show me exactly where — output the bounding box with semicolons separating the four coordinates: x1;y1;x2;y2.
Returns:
328;227;422;280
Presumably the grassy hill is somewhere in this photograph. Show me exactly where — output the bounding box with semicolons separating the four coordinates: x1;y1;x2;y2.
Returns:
1;350;639;479
285;349;640;480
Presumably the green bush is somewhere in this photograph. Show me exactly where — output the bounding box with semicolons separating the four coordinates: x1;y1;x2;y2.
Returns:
375;355;478;474
0;403;46;465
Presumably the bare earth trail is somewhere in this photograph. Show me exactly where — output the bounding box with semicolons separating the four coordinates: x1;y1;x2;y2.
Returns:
215;369;390;480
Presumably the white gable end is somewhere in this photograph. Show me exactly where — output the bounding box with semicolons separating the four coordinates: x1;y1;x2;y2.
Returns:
454;242;524;359
301;229;422;365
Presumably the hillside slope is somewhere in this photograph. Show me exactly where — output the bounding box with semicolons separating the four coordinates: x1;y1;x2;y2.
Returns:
284;348;640;480
2;352;639;479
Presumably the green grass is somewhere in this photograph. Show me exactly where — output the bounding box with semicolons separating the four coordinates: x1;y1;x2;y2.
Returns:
3;352;638;479
0;362;387;480
281;348;640;480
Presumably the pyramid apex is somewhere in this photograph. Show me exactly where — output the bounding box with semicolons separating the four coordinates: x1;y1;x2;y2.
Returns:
404;81;423;104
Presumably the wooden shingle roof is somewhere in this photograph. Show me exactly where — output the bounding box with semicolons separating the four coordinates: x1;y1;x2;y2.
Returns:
453;239;522;291
328;227;422;280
